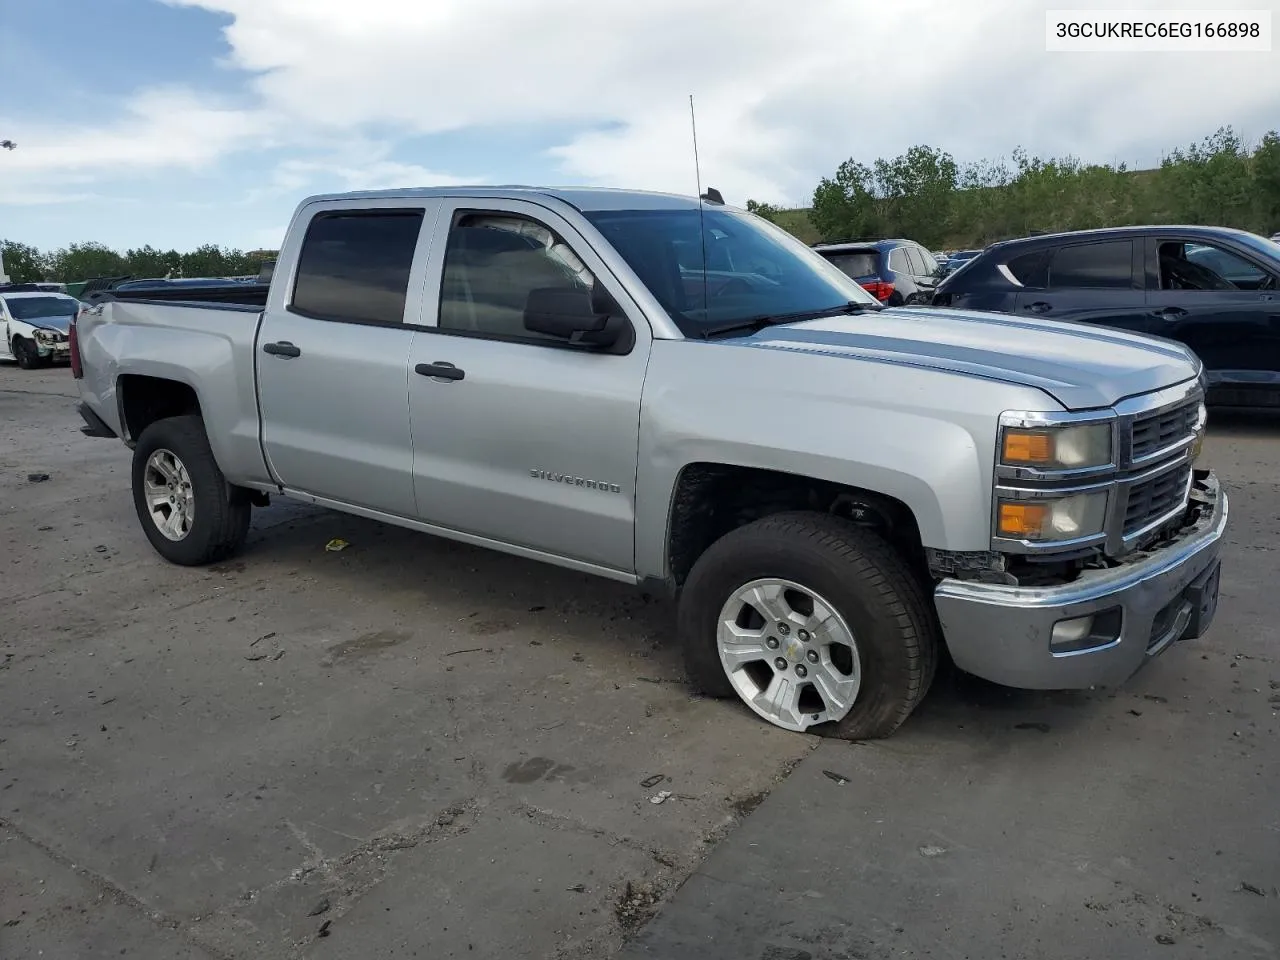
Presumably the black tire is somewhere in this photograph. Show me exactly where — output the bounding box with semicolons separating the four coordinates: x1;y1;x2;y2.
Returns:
13;337;41;369
131;415;251;566
678;511;938;740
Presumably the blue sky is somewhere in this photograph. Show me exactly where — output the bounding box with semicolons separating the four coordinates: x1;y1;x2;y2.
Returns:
2;0;1277;257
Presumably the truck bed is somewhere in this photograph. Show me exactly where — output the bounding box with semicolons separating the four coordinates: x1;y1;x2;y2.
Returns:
75;298;270;488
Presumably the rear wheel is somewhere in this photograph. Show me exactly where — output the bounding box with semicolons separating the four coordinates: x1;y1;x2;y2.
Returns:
131;415;251;565
678;512;938;740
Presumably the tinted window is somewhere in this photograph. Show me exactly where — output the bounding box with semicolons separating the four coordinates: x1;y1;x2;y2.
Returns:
292;210;424;324
438;213;597;342
582;208;878;336
1183;243;1265;286
1006;250;1049;287
906;247;933;276
887;248;910;273
1049;241;1132;289
822;251;879;279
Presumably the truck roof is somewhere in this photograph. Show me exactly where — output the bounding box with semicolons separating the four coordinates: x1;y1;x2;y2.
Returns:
300;186;710;212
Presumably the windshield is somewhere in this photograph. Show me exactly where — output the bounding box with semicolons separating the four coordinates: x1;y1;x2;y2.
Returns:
582;207;879;335
1233;232;1280;262
3;296;78;321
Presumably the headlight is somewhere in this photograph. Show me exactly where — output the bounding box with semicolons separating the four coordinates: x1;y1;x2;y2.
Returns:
1001;422;1111;470
33;328;59;345
996;491;1109;542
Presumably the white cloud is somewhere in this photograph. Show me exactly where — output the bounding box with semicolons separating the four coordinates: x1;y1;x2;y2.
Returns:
163;0;1278;205
5;0;1278;238
0;87;269;204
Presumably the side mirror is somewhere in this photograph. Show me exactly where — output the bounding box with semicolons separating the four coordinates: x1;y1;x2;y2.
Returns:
523;285;627;349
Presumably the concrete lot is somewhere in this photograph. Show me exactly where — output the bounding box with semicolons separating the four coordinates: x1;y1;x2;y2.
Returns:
2;363;1278;959
0;365;813;959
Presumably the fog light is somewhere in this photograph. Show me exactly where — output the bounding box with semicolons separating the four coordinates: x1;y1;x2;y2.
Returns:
1051;615;1094;646
1050;608;1123;655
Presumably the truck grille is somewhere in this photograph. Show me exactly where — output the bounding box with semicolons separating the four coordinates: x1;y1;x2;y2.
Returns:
1124;463;1191;536
1131;401;1199;462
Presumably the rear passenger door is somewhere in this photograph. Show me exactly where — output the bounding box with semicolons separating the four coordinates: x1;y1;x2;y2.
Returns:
257;201;440;516
1014;238;1149;334
405;199;652;575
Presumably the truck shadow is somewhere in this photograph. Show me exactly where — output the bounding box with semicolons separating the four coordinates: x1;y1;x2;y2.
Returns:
235;499;1128;741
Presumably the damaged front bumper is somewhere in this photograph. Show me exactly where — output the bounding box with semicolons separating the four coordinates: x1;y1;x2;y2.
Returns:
934;471;1227;690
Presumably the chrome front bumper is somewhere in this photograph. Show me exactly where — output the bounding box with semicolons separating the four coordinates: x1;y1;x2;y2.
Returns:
934;473;1227;690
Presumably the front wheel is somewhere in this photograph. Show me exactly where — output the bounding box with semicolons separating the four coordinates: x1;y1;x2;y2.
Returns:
131;415;251;565
13;337;42;369
678;512;938;740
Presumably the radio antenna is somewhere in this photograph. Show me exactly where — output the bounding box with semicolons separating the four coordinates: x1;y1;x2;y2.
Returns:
690;94;709;317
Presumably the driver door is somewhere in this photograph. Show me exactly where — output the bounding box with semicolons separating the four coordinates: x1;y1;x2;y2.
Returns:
1144;236;1280;380
406;199;653;574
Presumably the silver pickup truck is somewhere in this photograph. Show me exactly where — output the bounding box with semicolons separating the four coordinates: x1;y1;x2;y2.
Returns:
73;187;1227;739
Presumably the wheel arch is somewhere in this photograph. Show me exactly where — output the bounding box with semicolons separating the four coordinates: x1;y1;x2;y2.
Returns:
661;462;930;594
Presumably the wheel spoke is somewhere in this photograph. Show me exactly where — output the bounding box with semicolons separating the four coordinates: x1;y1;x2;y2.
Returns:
755;673;804;729
744;582;791;625
151;456;177;484
799;595;838;641
812;659;858;715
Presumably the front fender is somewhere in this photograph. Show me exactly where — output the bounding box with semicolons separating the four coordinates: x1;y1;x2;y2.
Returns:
634;339;1061;579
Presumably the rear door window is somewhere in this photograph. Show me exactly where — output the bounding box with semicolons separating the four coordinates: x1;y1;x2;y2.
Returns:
822;250;879;279
887;247;910;274
292;209;425;324
1048;240;1133;289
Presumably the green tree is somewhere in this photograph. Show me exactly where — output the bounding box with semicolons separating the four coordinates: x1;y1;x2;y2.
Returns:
810;159;880;241
45;242;128;282
870;145;958;248
745;199;782;223
0;240;47;283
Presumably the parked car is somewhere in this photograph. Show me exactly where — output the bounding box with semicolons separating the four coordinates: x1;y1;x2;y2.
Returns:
811;239;942;305
74;187;1225;740
1;289;79;368
941;249;984;275
932;225;1280;407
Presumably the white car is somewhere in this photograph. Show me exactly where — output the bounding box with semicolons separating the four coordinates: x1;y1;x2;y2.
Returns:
1;290;79;368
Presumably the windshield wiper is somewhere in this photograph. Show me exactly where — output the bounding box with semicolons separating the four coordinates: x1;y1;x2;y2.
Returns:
698;300;881;340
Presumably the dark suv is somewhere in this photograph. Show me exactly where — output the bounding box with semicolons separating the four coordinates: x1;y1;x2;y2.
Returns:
812;239;940;305
933;226;1280;407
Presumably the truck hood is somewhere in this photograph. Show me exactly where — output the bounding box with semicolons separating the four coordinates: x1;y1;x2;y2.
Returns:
744;307;1199;411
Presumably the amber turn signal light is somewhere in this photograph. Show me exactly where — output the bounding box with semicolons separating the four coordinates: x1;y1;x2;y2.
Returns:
1002;430;1052;464
998;502;1049;537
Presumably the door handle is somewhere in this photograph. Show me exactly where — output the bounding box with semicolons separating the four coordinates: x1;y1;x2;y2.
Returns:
1150;307;1188;321
1025;301;1052;314
415;361;465;381
262;341;301;358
